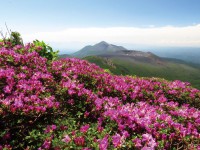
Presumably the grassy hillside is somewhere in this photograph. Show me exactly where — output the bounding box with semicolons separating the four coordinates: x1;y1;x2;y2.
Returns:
84;56;200;89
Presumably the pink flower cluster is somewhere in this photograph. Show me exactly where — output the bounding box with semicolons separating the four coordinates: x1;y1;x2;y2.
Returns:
0;42;199;149
50;58;200;149
0;44;59;114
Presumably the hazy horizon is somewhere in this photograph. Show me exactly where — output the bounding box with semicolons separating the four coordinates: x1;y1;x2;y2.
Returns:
58;41;200;55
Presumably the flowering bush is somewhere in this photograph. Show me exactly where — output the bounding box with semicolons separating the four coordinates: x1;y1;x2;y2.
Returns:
0;40;200;149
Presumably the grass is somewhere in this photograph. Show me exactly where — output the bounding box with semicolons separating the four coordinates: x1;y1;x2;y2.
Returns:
84;56;200;89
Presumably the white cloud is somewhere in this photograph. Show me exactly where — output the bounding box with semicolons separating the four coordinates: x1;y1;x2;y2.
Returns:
22;24;200;50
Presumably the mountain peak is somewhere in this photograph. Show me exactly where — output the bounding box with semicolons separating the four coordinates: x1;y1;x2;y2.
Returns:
95;41;109;46
72;41;127;58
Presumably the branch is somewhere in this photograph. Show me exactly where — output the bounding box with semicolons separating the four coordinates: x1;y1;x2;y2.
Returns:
5;22;11;37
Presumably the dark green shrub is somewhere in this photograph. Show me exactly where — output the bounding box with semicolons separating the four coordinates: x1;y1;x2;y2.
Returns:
33;40;59;61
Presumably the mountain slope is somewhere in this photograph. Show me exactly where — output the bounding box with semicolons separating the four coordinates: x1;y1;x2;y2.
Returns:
58;54;72;58
68;41;200;89
72;41;127;57
100;50;164;65
84;55;200;89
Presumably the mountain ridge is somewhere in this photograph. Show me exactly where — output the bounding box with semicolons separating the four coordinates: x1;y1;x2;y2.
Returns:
71;41;127;57
59;41;200;89
71;41;164;64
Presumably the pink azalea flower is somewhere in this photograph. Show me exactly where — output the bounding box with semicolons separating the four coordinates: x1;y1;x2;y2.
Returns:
74;136;85;146
80;124;90;133
42;140;51;149
62;134;71;143
98;135;109;150
112;133;123;148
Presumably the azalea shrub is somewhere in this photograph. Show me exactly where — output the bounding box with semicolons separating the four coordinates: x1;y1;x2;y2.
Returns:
0;39;200;150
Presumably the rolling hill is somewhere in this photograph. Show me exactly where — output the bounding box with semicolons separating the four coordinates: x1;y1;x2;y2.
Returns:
68;41;200;89
84;55;200;89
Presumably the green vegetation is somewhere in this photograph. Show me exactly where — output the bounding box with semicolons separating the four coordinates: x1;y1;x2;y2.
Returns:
0;31;23;46
84;56;200;89
33;40;59;61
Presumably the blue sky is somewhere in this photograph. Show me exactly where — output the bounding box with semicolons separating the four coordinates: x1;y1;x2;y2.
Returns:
1;0;200;52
